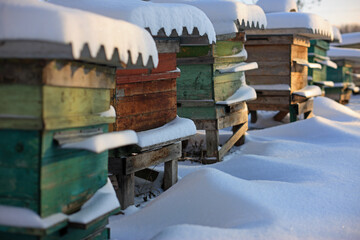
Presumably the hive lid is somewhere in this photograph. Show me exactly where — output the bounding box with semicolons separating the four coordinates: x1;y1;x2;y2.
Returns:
332;32;360;47
151;0;267;36
247;12;334;41
0;0;158;68
48;0;216;44
328;47;360;63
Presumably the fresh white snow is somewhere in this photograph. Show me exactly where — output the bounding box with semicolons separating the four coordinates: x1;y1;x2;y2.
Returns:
256;0;298;13
328;47;360;63
61;130;138;153
99;106;116;118
294;58;322;69
216;85;257;105
47;0;216;43
151;0;267;35
292;85;322;98
314;57;338;69
265;12;334;40
69;179;119;224
0;0;159;67
332;32;360;47
313;81;335;87
332;26;343;44
216;62;258;73
0;205;67;229
250;84;291;91
109;96;360;240
137;116;196;148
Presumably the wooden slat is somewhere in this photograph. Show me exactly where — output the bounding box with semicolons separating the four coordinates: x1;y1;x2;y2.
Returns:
154;38;180;54
247;102;290;112
125;142;181;174
116;70;180;84
245;62;290;76
177;106;216;120
164;160;178;190
213;35;244;57
217;109;248;129
151;53;177;73
248;95;290;105
177;45;212;58
205;130;219;158
246;44;290;62
246;75;291;86
219;122;248;160
115;79;176;98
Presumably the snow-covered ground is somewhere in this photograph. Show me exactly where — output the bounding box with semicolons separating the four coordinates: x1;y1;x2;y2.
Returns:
109;96;360;240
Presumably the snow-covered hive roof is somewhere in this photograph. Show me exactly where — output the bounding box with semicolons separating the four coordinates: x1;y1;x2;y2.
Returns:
328;47;360;63
259;12;334;40
0;0;158;68
332;32;360;47
151;0;267;36
331;26;343;44
47;0;216;44
256;0;298;13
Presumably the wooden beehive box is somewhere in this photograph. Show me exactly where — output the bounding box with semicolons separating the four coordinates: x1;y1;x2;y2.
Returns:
113;39;180;132
0;59;115;218
246;34;309;110
308;40;329;84
326;59;353;104
176;32;249;162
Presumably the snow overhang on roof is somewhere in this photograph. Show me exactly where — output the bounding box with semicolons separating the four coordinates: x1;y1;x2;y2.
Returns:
151;0;267;36
328;47;360;63
331;26;343;44
248;12;334;41
48;0;216;44
332;32;360;47
0;0;158;68
256;0;298;13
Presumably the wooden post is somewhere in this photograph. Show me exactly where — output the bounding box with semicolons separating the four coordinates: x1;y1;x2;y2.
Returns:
273;111;289;122
163;159;178;190
250;110;257;123
205;128;219;159
289;105;298;122
232;124;246;146
117;173;135;210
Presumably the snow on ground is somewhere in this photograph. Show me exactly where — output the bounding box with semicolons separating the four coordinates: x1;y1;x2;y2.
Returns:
109;96;360;240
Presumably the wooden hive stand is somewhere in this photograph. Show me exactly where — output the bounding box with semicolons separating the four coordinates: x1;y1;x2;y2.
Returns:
326;59;354;104
108;38;195;209
0;40;137;239
245;34;316;123
177;32;254;163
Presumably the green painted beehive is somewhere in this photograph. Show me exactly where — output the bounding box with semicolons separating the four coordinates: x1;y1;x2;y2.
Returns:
326;59;353;104
308;40;329;84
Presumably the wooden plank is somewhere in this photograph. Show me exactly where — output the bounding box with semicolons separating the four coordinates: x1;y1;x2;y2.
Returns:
213;37;244;57
117;172;134;210
114;109;176;132
246;75;291;86
205;129;219;159
124;142;181;174
291;44;308;60
273;111;289;122
193;119;217;130
246;34;295;45
177;106;216;120
116;70;180;84
177;100;214;107
219;122;248;160
217;109;248;129
154;39;180;54
115;79;176;98
246;44;290;62
163;159;178;190
247;102;290;112
0;59;116;89
255;90;291;96
151;53;177;73
296;99;314;115
177;45;212;58
176;64;213;101
245;62;290;76
214;73;243;102
248;95;290;105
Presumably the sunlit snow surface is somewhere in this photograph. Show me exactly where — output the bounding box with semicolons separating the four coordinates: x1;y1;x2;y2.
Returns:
110;96;360;240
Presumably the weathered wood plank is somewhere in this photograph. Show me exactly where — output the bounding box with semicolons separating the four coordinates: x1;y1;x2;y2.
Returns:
219;122;247;160
245;62;290;76
164;160;178;190
246;75;291;86
246;44;290;62
151;53;177;73
177;45;212;58
217;109;248;129
205;129;219;159
248;95;290;105
213;36;244;57
177;106;216;120
247;102;290;112
273;111;289;122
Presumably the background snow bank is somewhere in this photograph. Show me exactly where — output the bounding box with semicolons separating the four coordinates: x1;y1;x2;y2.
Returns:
110;96;360;240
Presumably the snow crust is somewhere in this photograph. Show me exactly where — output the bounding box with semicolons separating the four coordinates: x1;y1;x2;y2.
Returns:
61;130;138;153
328;47;360;62
1;0;158;67
151;0;267;35
0;205;67;229
292;85;322;98
137;116;196;148
48;0;216;43
333;32;360;47
69;179;119;224
294;58;322;69
313;81;334;87
110;96;360;240
217;62;258;73
266;12;334;40
250;84;291;91
216;85;257;105
314;57;338;69
256;0;298;13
